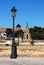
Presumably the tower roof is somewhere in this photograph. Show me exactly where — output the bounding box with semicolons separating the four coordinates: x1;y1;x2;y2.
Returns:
26;22;29;28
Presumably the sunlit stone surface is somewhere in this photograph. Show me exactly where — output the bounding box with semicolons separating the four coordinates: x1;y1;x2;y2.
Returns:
0;57;44;65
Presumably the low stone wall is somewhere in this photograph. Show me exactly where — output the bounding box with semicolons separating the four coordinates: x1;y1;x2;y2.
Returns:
17;46;44;57
0;46;11;57
0;46;44;57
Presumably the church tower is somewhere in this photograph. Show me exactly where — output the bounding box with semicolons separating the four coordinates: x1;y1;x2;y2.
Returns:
23;22;31;42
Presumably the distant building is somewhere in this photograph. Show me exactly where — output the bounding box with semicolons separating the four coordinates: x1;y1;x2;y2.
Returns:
0;22;31;42
0;28;7;39
23;22;31;42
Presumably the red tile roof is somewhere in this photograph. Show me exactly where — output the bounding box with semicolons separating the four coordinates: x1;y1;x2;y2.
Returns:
0;28;17;32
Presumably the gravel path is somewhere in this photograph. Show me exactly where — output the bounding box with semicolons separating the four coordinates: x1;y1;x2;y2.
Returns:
0;57;44;65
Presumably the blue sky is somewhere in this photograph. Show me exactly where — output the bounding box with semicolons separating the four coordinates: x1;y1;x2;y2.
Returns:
0;0;44;28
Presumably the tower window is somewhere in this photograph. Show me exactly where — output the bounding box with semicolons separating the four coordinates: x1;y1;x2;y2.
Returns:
27;35;28;39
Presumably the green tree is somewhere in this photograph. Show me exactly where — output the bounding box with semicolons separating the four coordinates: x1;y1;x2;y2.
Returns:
30;40;35;46
5;28;12;39
19;29;24;42
15;29;24;42
30;26;44;40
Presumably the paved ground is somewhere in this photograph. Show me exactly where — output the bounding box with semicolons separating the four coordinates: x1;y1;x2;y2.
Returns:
0;57;44;65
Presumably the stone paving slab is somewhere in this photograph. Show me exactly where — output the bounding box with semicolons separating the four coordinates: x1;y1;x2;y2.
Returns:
0;61;21;65
0;57;44;65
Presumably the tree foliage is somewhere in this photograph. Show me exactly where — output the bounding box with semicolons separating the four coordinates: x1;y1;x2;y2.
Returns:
5;28;12;38
30;40;35;46
15;29;24;38
30;26;44;40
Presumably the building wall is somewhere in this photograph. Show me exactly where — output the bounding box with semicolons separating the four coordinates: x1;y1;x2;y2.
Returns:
0;32;7;39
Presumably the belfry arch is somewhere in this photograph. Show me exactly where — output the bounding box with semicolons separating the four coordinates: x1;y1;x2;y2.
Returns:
27;34;28;39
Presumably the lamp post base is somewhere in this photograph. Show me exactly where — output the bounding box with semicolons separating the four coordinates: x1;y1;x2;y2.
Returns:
10;46;17;59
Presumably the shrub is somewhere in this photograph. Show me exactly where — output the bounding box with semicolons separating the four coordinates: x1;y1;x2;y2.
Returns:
30;40;35;46
5;44;9;46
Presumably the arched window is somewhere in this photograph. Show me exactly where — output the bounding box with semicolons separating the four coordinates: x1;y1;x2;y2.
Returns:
27;35;28;39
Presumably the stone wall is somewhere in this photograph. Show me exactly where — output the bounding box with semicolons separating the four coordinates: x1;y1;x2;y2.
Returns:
0;46;44;57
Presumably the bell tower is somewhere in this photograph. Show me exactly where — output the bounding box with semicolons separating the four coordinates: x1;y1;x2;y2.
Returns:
23;22;31;42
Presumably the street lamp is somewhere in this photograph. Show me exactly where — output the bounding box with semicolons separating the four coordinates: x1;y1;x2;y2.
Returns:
10;6;17;58
16;24;21;45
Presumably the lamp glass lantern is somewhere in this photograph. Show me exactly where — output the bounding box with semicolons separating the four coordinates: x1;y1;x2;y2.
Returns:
11;7;17;17
16;24;21;31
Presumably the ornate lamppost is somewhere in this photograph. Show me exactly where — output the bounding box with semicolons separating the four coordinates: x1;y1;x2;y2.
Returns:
10;6;17;58
16;24;21;45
